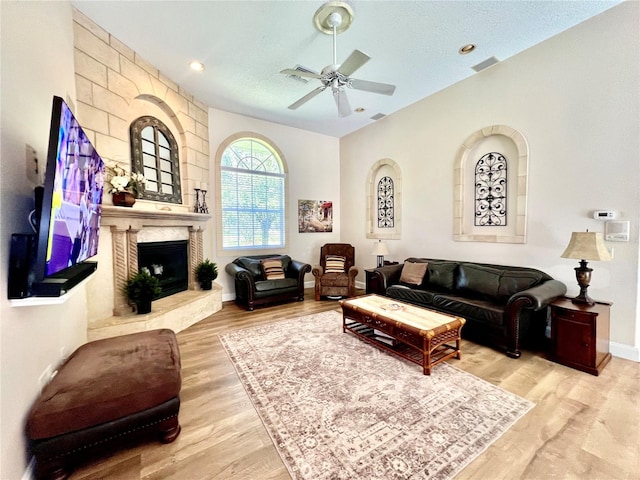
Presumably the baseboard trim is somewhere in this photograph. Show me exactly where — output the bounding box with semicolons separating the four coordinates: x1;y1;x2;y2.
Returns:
610;341;640;362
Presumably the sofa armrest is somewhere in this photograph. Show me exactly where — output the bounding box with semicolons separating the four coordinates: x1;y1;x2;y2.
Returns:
507;280;567;311
225;263;256;286
370;264;404;292
312;265;323;277
287;259;312;283
504;279;567;358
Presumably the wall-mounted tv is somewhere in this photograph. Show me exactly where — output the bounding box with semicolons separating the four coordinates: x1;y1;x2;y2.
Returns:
32;96;105;296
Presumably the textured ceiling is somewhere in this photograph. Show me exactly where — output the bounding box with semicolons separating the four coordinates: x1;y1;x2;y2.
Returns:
72;1;620;138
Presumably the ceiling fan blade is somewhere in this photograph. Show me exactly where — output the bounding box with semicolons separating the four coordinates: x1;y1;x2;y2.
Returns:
280;68;322;80
333;89;352;117
337;49;370;77
288;86;326;110
349;78;396;96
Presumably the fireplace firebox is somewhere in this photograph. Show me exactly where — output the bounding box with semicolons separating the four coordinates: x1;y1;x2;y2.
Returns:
137;240;188;299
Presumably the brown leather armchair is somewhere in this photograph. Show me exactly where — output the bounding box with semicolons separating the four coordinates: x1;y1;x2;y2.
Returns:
312;243;358;300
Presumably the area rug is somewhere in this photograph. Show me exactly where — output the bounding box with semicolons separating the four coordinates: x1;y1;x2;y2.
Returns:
219;310;534;480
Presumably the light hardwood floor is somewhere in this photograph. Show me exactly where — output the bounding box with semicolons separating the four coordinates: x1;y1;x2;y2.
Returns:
71;289;639;480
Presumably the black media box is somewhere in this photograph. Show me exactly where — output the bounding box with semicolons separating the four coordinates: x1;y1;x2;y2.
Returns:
8;233;37;299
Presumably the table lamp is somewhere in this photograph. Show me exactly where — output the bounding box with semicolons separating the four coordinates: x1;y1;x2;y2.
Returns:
560;231;611;305
372;240;389;268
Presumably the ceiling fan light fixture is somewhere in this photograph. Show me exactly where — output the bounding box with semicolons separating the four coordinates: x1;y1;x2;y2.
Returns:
313;1;354;35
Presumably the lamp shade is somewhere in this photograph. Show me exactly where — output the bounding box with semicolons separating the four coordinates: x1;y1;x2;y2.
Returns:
561;232;611;261
372;241;389;256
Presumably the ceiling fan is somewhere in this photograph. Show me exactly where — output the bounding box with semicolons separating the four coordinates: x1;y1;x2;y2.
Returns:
280;2;396;117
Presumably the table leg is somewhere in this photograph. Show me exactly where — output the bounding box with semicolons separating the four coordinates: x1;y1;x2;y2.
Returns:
423;338;431;375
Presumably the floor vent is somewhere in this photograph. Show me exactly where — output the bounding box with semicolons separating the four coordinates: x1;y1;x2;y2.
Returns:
370;113;386;121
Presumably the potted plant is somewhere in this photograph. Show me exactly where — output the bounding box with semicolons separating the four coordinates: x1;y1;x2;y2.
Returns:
124;271;161;314
195;259;218;290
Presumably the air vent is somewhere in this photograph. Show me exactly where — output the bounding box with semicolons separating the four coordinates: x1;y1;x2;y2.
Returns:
471;56;500;72
370;113;386;121
285;65;317;83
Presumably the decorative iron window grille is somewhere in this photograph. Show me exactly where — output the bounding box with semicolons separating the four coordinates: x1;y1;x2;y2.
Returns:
377;176;394;228
474;152;507;226
130;116;182;204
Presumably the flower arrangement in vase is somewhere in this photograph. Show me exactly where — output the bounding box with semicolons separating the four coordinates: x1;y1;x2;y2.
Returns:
107;163;146;207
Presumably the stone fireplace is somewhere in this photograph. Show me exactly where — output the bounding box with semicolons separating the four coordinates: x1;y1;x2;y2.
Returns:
87;205;222;341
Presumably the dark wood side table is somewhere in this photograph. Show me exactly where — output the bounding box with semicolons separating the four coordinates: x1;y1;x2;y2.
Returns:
549;297;612;376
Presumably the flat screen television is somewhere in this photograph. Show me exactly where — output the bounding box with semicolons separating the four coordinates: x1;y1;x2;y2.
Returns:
32;96;105;296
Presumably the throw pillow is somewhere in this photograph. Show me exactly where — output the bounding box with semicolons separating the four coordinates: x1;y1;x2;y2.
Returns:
399;261;428;285
325;255;346;273
261;258;285;280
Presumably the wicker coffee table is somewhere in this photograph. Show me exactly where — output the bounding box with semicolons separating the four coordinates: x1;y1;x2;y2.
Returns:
339;294;465;375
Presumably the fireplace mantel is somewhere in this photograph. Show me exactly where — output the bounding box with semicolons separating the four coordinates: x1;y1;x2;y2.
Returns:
101;206;210;229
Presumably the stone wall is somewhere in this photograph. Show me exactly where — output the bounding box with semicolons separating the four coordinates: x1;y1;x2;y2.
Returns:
72;8;209;209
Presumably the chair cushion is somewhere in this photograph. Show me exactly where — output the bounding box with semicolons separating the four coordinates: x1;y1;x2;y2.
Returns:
255;278;298;292
426;261;458;291
399;261;428;286
26;329;181;440
325;255;346;273
319;272;350;287
458;263;502;301
235;257;264;278
261;258;285;280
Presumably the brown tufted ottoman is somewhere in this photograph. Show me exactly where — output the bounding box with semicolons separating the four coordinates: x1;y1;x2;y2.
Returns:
26;329;182;480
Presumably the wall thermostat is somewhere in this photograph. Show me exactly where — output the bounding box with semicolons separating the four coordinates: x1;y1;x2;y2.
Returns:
593;210;617;220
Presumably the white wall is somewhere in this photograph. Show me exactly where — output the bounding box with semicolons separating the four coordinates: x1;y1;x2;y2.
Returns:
0;2;90;478
208;109;340;299
340;2;639;357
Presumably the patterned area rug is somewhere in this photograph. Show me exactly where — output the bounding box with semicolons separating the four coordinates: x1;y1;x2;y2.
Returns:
220;310;534;480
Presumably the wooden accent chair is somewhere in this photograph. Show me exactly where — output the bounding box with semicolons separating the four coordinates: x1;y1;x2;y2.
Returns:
312;243;358;301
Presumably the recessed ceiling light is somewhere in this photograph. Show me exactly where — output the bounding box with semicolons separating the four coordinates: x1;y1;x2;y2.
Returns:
190;61;205;72
355;107;365;113
458;44;476;55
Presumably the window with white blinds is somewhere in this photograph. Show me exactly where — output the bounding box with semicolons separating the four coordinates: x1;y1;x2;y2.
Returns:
219;137;286;250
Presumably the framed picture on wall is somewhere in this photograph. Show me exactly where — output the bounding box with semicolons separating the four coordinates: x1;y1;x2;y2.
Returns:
298;200;333;233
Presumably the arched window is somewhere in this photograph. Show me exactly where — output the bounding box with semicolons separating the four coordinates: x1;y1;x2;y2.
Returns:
130;116;182;204
218;135;286;251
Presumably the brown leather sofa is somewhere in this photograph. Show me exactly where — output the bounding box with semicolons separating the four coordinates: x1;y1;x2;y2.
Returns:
225;254;311;310
368;258;567;358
